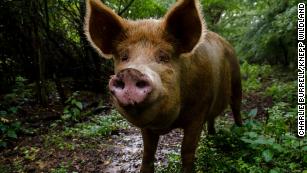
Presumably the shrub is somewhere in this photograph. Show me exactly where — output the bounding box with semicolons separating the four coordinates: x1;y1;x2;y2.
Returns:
265;80;297;103
61;91;83;122
240;61;272;92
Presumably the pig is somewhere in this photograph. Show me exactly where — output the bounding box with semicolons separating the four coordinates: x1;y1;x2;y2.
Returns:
84;0;243;172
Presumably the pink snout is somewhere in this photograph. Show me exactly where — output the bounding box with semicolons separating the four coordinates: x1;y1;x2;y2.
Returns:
109;68;153;107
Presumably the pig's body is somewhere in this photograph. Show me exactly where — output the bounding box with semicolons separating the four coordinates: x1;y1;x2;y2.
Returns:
174;31;242;131
135;29;242;134
85;0;242;172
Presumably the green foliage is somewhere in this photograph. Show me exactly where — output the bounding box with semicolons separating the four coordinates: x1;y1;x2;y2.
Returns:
201;0;238;30
61;91;83;122
50;163;71;173
0;120;21;147
236;103;303;172
47;0;81;45
265;80;297;103
44;134;76;151
215;0;298;66
0;76;30;147
240;61;272;92
62;110;127;138
266;103;297;135
21;146;40;161
45;110;127;150
2;76;33;106
157;153;181;173
239;0;297;65
108;0;174;19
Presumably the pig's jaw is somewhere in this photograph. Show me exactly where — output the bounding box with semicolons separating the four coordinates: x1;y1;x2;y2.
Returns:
112;92;162;127
113;93;179;129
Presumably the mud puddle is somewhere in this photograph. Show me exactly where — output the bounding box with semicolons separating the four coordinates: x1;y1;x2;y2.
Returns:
102;126;183;173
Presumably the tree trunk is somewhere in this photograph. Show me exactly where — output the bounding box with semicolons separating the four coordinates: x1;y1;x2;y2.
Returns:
30;0;48;106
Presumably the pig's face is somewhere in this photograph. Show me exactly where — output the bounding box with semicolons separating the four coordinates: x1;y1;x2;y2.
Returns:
85;0;203;128
109;21;181;128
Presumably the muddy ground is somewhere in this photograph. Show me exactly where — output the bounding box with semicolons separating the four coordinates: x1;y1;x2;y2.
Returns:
0;90;272;173
0;122;183;173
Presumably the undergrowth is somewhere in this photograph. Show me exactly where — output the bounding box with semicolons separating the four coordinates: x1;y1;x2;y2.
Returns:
0;76;31;147
44;110;128;150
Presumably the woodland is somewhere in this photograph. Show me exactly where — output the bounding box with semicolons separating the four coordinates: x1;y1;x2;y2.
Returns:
0;0;305;172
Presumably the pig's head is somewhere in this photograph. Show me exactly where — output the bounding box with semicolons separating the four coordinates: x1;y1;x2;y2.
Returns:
84;0;203;128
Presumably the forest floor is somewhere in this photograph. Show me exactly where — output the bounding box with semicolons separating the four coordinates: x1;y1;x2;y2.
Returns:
0;90;272;173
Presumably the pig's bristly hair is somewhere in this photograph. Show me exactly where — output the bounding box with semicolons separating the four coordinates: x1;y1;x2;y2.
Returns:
84;0;207;58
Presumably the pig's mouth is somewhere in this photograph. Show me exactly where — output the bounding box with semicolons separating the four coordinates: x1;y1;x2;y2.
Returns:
112;90;155;108
111;89;163;116
114;95;153;113
112;92;170;128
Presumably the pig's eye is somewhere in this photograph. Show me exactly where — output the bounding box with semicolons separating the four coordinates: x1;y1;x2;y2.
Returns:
157;51;170;63
120;52;129;62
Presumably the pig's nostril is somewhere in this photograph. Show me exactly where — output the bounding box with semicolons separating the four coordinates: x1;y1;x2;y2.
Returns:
114;80;125;89
136;80;149;88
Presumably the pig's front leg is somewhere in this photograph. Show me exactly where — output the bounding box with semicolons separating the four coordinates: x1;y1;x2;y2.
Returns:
181;124;203;173
140;129;159;173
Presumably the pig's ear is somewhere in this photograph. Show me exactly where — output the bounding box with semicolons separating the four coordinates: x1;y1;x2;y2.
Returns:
163;0;203;54
84;0;125;59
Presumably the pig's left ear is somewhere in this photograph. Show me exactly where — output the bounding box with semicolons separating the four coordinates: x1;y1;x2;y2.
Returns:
84;0;125;59
163;0;203;54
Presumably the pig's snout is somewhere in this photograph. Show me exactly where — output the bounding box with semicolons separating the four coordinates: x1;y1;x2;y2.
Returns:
109;68;153;107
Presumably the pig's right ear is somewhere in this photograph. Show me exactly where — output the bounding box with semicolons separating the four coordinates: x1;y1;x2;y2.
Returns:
84;0;125;59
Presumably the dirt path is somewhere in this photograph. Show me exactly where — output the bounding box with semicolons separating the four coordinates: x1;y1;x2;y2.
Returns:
0;124;183;173
102;126;183;173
